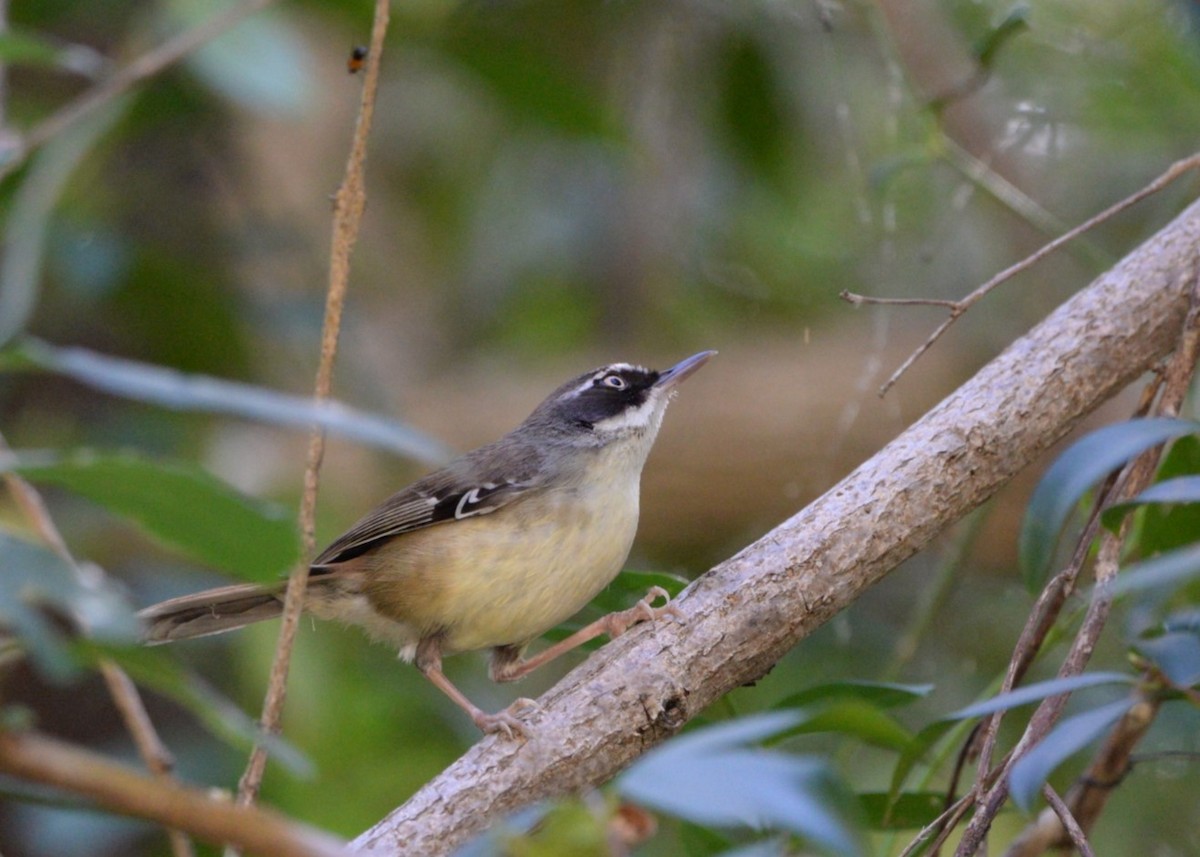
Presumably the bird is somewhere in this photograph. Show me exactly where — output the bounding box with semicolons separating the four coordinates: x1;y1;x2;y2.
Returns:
139;351;714;737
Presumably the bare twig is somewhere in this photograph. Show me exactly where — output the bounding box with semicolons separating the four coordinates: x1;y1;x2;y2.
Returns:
0;0;280;181
895;792;977;857
953;257;1200;856
0;730;344;857
235;0;390;809
841;153;1200;396
1040;786;1095;857
0;432;194;857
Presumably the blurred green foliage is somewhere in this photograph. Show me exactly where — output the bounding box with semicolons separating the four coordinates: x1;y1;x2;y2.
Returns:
4;0;1200;855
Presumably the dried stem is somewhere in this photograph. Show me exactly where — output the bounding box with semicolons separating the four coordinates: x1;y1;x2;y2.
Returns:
235;0;391;809
0;730;344;857
0;431;194;857
0;0;279;181
1039;787;1094;857
840;153;1200;396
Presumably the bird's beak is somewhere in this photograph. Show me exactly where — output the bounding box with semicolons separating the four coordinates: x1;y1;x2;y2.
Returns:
655;350;716;390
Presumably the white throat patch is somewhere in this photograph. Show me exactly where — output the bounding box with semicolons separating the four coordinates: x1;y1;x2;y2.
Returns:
591;388;669;436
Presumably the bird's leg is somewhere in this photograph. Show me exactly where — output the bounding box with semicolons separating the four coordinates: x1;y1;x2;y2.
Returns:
490;585;683;683
414;636;531;739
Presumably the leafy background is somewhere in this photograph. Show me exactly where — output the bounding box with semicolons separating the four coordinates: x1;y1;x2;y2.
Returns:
2;0;1200;854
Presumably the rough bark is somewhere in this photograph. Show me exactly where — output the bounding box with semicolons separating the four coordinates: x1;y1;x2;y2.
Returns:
352;198;1200;855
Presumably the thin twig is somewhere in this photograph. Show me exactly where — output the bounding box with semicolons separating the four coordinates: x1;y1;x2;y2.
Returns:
235;0;390;810
896;791;977;857
0;432;195;857
0;730;344;857
954;263;1200;856
0;0;279;181
844;153;1200;396
840;291;960;310
1040;786;1095;857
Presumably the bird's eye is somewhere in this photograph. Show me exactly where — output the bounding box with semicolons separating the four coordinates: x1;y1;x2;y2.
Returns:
599;374;627;390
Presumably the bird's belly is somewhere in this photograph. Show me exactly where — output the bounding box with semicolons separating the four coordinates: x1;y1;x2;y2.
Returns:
361;487;639;654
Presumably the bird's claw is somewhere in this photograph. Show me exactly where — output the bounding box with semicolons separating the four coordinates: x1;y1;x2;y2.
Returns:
607;585;684;638
474;706;533;740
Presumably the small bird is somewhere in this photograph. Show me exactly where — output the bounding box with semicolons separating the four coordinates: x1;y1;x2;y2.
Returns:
139;351;714;737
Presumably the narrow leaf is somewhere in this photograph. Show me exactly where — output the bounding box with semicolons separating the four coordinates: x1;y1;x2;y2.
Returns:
949;672;1134;721
81;642;311;776
1135;436;1200;554
0;103;127;347
618;713;862;855
1134;632;1200;687
1009;699;1131;812
8;338;449;464
889;720;958;801
1;450;299;581
777;681;933;710
0;532;139;679
786;700;914;751
1019;418;1198;590
1102;474;1200;535
858;792;946;830
974;5;1031;69
1109;543;1200;599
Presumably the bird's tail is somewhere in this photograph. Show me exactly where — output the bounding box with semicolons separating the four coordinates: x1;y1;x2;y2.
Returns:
138;582;288;644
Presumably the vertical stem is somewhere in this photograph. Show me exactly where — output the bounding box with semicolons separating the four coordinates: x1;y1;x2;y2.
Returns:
234;0;392;811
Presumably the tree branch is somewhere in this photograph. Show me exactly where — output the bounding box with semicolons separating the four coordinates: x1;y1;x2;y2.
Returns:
0;730;344;857
350;195;1200;854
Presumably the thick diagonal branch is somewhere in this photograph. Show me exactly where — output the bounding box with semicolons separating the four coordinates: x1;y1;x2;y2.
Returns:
353;198;1200;856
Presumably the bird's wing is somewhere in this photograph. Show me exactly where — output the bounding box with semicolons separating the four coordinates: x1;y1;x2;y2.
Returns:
311;443;546;567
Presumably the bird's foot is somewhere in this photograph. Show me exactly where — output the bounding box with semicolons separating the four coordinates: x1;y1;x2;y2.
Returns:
473;702;534;740
606;585;684;638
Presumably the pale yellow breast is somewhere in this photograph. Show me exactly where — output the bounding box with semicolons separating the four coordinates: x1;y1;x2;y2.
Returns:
361;476;640;654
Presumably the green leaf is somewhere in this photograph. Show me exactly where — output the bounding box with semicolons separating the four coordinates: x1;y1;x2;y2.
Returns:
0;30;66;67
785;700;914;752
443;6;616;138
1019;418;1199;590
165;0;312;115
79;642;311;777
888;719;959;802
0;102;128;348
618;712;863;856
1109;435;1200;555
0;449;299;581
973;4;1030;69
0;532;139;680
1109;543;1200;599
6;338;449;464
949;672;1134;721
858;792;947;830
777;680;933;711
1134;632;1200;687
1103;474;1200;533
1009;699;1130;813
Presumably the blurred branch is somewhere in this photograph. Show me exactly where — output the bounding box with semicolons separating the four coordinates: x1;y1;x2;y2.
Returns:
236;0;390;811
0;730;344;857
349;196;1200;855
0;0;278;181
842;153;1200;395
0;430;194;857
